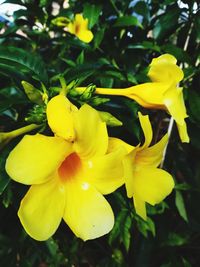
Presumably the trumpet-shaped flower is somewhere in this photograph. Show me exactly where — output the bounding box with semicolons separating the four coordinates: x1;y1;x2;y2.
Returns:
6;95;125;241
108;112;174;220
65;14;93;43
87;54;189;142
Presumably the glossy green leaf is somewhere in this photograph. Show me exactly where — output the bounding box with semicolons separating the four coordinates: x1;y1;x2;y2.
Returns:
114;15;143;28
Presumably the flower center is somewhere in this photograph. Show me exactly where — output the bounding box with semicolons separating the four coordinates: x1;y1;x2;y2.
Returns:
75;24;80;34
58;153;81;182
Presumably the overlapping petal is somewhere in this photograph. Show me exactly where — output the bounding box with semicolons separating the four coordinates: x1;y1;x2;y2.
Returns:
164;87;188;125
132;167;174;206
73;104;108;159
46;94;78;141
148;54;184;84
83;146;126;195
6;134;72;185
177;121;189;143
136;134;168;167
63;180;114;241
18;176;65;241
138;112;153;149
133;194;147;220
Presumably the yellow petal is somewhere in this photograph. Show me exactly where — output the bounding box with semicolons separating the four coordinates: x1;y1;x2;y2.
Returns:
95;83;167;109
108;137;134;154
133;194;147;220
138;112;153;149
74;104;108;159
151;54;177;65
63;180;114;241
83;146;126;195
77;30;93;43
75;14;87;30
177;121;190;143
123;152;136;198
67;22;75;34
6;134;72;185
136;133;168;167
129;83;168;108
148;54;184;84
46;95;78;141
133;167;174;206
18;177;65;241
164;87;188;125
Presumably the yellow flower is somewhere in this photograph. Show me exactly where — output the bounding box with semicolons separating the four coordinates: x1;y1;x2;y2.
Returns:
88;54;189;143
108;112;174;220
65;14;93;43
5;95;125;241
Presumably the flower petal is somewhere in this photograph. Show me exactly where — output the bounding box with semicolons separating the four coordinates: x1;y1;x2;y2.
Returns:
74;104;108;159
46;95;78;141
108;137;134;154
128;82;169;108
177;121;189;143
136;133;168;167
18;177;65;241
164;87;188;125
6;134;72;185
83;146;126;195
75;14;87;30
148;54;184;84
133;194;147;220
77;30;93;43
123;152;136;198
133;167;174;206
138;112;153;149
63;180;114;241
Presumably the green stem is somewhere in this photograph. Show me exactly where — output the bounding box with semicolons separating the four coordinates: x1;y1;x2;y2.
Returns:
0;124;41;149
109;0;122;16
59;76;68;95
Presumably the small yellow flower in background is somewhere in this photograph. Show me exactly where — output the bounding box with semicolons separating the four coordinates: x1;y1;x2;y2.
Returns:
108;112;174;220
88;54;189;143
65;14;93;43
6;95;125;241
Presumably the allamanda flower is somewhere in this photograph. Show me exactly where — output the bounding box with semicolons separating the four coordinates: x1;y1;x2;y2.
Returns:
108;112;174;220
82;54;189;143
6;94;125;241
65;13;93;43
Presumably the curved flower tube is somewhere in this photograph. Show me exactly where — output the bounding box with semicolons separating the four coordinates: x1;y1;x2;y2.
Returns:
6;95;125;241
65;14;93;43
78;54;189;142
108;112;174;220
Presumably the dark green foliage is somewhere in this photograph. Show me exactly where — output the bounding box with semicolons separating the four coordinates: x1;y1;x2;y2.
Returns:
0;0;200;266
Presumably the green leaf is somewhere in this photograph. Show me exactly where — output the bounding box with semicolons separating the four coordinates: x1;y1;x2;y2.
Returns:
0;46;48;84
127;41;161;52
83;3;102;28
114;16;143;28
164;232;189;246
175;190;188;222
76;51;84;65
188;90;200;122
153;9;181;40
0;146;11;195
175;183;191;191
122;215;132;252
94;27;105;49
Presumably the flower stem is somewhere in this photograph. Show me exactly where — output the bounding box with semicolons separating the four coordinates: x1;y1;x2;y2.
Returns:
0;124;41;149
